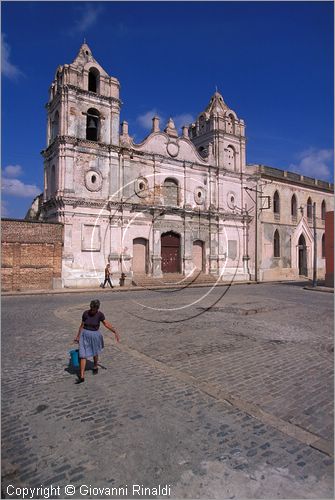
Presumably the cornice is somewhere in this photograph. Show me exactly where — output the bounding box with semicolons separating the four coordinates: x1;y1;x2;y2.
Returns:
41;136;119;157
64;84;121;105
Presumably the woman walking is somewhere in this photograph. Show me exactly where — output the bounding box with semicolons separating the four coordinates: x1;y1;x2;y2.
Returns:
74;299;119;383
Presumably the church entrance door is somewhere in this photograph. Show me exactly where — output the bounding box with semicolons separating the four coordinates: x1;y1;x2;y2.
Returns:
161;232;181;273
298;234;307;276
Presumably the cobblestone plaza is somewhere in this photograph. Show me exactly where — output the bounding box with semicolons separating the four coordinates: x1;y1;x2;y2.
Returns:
2;283;333;499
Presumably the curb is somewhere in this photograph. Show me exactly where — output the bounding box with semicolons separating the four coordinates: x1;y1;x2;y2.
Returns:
2;280;255;297
2;279;310;298
303;286;334;294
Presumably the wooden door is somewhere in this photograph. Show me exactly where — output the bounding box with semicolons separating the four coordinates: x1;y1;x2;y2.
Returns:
298;234;307;276
161;233;180;273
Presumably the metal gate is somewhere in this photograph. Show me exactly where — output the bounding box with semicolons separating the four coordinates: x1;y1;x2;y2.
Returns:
161;232;181;273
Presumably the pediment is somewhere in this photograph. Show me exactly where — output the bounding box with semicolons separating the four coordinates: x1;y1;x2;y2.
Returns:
292;217;314;247
71;43;109;78
132;132;209;164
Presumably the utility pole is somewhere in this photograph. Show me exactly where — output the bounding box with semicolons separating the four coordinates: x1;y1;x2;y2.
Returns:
313;202;317;287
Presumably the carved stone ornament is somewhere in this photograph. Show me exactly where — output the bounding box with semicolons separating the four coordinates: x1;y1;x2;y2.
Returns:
167;142;179;157
84;170;102;192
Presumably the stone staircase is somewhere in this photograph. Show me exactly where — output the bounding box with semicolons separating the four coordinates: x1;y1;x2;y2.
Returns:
132;272;218;288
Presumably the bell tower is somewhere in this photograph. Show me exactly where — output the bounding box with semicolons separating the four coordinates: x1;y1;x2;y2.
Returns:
189;91;246;173
42;42;121;209
41;43;122;287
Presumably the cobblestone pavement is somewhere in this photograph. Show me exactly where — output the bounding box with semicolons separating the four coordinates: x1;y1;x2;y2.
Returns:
2;283;333;499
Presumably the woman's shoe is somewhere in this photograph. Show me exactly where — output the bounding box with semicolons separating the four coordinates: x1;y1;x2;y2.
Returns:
76;377;85;384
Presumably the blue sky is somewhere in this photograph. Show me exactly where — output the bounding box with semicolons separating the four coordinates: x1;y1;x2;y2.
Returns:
2;1;334;219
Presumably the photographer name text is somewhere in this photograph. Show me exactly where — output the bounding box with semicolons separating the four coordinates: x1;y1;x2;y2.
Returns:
6;483;172;498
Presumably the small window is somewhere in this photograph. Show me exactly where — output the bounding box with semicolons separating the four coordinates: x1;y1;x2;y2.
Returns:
274;229;280;257
291;194;297;218
273;191;280;214
307;197;313;219
321;200;326;221
322;233;325;258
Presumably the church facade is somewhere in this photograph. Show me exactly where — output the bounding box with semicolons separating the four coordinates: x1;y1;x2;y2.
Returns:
40;43;333;288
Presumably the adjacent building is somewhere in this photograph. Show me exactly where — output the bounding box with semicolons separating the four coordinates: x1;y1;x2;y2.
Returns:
247;165;333;282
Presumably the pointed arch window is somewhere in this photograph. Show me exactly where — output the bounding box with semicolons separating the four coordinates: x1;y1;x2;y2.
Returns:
273;191;280;215
86;108;100;141
88;67;100;93
274;229;280;257
321;200;326;221
291;194;297;219
307;197;313;220
322;233;325;258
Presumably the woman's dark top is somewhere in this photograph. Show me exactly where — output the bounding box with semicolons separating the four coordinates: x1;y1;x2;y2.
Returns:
82;310;105;331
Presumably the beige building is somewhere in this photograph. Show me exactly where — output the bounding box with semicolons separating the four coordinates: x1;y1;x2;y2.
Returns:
37;43;333;287
247;165;333;281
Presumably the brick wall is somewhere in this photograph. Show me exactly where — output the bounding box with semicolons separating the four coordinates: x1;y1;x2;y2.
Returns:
325;211;334;287
1;219;63;291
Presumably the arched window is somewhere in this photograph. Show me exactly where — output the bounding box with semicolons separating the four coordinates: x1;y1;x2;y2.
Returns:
321;200;326;221
88;67;100;93
274;229;280;257
322;233;325;258
273;191;280;215
51;111;59;141
225;145;236;171
291;194;297;218
86;108;100;141
307;197;313;219
163;178;179;206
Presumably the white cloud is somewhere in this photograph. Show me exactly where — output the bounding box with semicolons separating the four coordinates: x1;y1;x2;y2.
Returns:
73;4;103;33
3;164;23;178
137;110;193;132
289;148;333;180
137;109;163;130
172;113;194;131
1;178;41;198
1;34;23;80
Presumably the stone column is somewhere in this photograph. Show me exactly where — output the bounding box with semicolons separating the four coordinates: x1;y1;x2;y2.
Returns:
183;224;194;275
152;227;162;277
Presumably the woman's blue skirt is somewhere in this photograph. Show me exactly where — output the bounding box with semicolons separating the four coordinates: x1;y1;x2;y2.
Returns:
79;329;104;358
